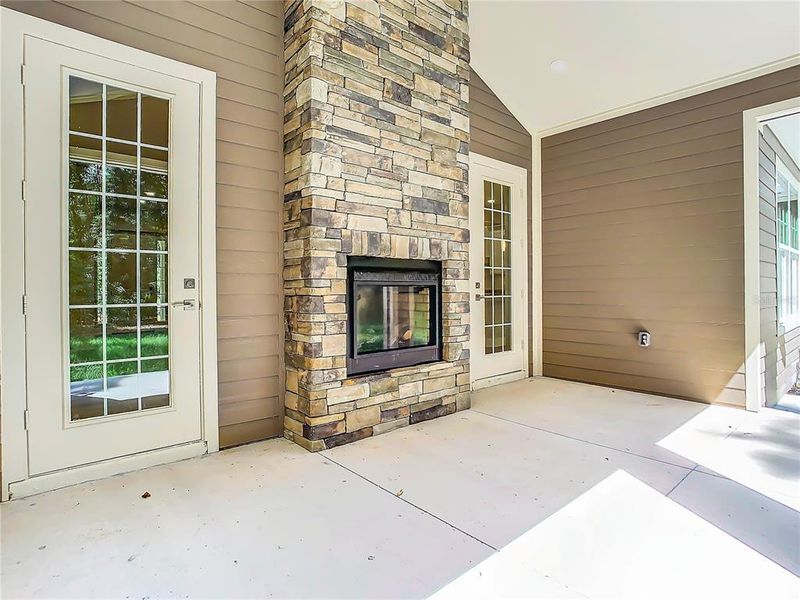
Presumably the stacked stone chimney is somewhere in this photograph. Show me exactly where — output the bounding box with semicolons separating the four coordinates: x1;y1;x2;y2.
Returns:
283;0;471;450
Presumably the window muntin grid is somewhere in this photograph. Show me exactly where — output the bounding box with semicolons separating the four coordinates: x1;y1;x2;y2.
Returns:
67;75;171;421
483;180;512;354
777;160;800;324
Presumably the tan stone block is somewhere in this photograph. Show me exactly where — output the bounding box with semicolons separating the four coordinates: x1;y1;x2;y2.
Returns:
284;415;303;436
348;214;388;232
369;377;399;395
305;414;344;426
391;236;410;258
327;382;370;405
322;334;346;357
346;181;403;201
399;381;423;398
373;417;409;436
293;435;326;452
346;405;381;432
285;391;300;412
423;375;456;394
355;390;400;408
317;0;346;21
296;78;328;105
413;73;442;100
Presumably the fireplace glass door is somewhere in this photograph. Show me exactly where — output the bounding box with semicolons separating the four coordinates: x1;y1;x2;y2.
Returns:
347;259;441;375
356;285;433;353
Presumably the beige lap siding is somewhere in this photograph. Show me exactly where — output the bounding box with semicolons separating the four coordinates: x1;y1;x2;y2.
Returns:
468;70;533;370
541;66;800;405
2;0;285;446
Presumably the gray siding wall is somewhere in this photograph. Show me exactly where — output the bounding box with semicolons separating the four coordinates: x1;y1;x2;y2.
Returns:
469;70;533;369
3;0;285;446
541;66;800;405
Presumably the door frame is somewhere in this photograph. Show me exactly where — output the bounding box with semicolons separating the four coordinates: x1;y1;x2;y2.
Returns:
468;152;530;388
743;96;800;412
0;8;219;500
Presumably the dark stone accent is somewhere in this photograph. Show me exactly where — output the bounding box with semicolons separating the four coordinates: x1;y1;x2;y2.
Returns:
422;64;460;92
296;296;325;313
409;402;456;424
303;341;322;358
324;427;373;449
351;101;397;125
381;406;410;421
383;80;412;105
421;110;451;126
284;1;303;32
367;231;381;255
409;197;449;215
303;419;344;440
345;24;390;51
430;239;442;259
408;237;419;258
334;86;381;108
326;125;379;146
408;21;446;49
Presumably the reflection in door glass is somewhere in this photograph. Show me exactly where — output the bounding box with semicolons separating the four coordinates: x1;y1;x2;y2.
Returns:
67;76;171;421
483;180;512;354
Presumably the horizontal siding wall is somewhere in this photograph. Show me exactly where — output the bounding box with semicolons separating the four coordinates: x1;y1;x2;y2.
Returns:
3;0;285;445
469;70;533;369
541;66;800;405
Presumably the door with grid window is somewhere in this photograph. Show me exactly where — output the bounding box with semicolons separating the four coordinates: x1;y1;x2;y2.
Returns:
24;37;203;475
469;155;528;388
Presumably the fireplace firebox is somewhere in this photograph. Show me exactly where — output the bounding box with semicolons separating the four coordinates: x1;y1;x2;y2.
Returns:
347;257;442;375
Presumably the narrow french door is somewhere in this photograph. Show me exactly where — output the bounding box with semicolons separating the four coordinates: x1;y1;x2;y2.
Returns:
469;155;528;388
24;37;203;475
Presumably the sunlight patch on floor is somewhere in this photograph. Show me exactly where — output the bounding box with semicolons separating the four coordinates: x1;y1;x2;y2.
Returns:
658;405;800;510
431;470;800;600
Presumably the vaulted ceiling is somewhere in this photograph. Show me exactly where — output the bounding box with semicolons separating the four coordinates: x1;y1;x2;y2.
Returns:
470;1;800;135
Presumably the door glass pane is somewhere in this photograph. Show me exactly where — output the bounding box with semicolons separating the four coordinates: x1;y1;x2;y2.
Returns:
69;77;102;136
66;75;171;421
482;179;513;355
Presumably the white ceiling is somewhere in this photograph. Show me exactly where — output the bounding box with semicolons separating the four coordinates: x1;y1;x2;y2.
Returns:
469;1;800;135
766;113;800;164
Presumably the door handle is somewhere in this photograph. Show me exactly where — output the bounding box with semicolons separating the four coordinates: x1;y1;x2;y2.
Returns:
171;299;196;310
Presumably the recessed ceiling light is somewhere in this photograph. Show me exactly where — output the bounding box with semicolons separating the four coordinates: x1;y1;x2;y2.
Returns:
550;59;568;75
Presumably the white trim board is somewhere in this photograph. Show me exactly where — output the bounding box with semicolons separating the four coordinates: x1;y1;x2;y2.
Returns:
742;96;800;413
0;7;219;500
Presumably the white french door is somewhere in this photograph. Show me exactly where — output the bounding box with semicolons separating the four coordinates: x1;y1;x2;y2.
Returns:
24;37;203;475
469;154;528;389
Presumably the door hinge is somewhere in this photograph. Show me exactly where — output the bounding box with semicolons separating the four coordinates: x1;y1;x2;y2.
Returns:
20;64;25;86
22;294;27;315
23;409;29;430
21;179;26;202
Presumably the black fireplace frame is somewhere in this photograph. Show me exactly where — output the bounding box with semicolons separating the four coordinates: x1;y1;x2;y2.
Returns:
346;257;442;376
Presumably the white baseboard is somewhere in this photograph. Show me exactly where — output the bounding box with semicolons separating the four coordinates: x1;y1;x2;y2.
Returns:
7;441;207;501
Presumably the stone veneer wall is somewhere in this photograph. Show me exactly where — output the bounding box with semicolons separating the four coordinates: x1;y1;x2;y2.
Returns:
282;0;471;450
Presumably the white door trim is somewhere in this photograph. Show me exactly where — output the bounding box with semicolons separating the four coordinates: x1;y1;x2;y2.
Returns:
742;96;800;413
468;152;530;386
0;7;218;500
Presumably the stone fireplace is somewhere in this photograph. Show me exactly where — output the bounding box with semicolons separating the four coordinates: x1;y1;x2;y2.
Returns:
283;0;471;450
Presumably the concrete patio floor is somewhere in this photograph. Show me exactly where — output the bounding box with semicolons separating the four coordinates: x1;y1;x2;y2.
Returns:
2;377;799;599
